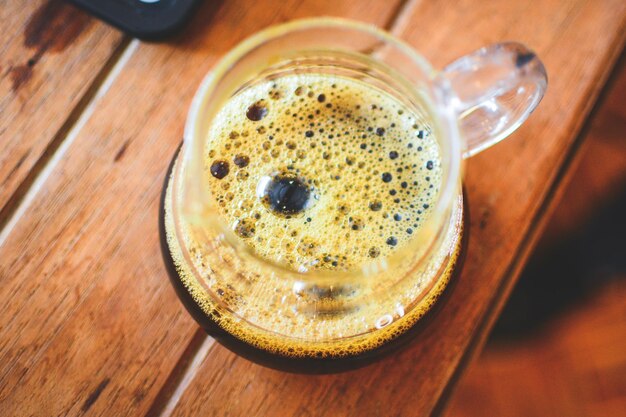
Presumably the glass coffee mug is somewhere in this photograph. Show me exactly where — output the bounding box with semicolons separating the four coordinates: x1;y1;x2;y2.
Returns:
160;18;546;373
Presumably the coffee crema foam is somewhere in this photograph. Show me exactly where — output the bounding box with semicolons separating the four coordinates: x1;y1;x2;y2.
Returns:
165;74;464;358
205;75;441;271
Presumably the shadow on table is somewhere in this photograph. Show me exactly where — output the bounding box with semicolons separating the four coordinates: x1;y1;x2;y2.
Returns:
490;188;626;342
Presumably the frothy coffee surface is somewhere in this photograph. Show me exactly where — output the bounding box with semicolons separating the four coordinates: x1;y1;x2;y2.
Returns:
166;74;464;357
205;74;441;271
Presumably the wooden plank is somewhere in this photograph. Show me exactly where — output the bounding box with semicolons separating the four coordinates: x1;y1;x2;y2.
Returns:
447;63;626;417
539;60;626;248
447;281;626;417
168;1;626;416
0;0;125;225
0;1;405;416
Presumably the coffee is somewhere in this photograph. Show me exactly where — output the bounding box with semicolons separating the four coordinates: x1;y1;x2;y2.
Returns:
204;74;440;270
162;74;462;372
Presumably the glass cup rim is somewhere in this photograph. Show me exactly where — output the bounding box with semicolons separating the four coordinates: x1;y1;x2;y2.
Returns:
176;16;462;283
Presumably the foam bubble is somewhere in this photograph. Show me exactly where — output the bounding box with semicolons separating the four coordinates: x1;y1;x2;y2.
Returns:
204;74;442;271
164;74;464;359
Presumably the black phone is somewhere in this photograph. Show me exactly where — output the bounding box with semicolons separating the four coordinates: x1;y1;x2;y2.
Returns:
69;0;201;40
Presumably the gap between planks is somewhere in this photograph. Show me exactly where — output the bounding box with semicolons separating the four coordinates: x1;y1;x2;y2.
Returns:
0;38;139;248
431;42;626;417
382;0;420;34
145;329;216;417
143;2;422;415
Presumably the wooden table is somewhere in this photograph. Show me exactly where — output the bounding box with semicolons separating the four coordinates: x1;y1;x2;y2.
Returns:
0;1;624;416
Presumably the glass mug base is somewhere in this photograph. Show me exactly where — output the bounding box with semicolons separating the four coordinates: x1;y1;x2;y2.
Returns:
159;147;467;374
157;17;546;374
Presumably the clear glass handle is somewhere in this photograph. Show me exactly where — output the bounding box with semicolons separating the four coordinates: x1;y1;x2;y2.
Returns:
440;42;547;158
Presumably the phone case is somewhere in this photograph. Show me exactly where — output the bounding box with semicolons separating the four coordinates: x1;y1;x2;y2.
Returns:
70;0;201;40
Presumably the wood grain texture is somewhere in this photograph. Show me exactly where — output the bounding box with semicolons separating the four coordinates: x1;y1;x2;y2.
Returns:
447;63;626;417
539;59;626;247
0;0;125;225
447;280;626;417
169;1;626;416
0;1;404;416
